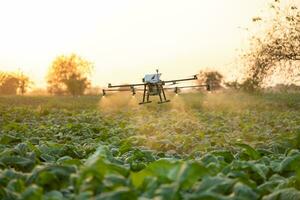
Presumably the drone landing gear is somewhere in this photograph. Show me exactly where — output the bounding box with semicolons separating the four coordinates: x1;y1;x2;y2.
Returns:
158;100;170;104
157;84;170;104
139;101;152;105
139;83;170;104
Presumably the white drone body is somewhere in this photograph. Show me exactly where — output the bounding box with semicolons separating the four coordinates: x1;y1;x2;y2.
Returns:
143;73;162;84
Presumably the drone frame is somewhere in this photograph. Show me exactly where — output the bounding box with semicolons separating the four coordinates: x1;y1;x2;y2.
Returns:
102;70;212;104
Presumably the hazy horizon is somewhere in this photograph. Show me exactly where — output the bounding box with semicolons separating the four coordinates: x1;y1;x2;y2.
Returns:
0;0;291;88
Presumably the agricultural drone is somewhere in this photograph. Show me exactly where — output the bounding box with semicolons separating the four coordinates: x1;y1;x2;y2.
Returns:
102;70;211;104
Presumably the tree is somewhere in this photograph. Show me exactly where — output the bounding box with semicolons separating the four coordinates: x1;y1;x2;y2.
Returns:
17;72;31;95
225;78;260;92
47;54;93;96
198;71;223;90
243;0;300;88
0;71;31;95
0;72;19;95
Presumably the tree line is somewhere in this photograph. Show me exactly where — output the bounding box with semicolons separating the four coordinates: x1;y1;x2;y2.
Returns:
0;0;299;95
0;54;93;96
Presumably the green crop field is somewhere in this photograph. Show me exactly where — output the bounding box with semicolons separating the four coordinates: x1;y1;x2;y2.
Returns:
1;91;300;200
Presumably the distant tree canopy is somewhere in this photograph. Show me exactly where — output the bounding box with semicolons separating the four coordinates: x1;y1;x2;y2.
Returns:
47;54;93;96
198;71;223;90
244;0;300;89
0;71;31;95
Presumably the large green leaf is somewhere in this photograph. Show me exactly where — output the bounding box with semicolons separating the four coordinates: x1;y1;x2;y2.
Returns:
102;174;128;192
193;175;236;195
236;143;261;160
6;179;25;193
262;188;300;200
211;150;235;163
183;191;229;200
153;183;180;200
0;135;21;145
176;161;209;189
20;185;43;200
27;165;76;191
131;159;209;193
0;155;36;172
225;160;268;183
56;156;82;166
276;153;300;173
44;191;65;200
76;157;129;195
257;174;287;195
85;145;116;165
232;182;259;200
130;159;180;188
95;187;137;200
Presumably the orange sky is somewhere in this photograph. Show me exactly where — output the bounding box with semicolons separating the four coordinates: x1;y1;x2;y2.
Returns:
0;0;295;88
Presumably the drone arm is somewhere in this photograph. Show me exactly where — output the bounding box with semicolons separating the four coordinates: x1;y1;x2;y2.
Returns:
108;83;146;88
163;75;198;84
103;84;144;96
163;84;212;93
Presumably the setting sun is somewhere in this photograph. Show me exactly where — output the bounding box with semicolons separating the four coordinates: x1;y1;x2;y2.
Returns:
0;0;269;88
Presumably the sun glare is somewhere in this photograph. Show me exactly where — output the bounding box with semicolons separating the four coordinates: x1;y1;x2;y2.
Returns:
0;0;268;88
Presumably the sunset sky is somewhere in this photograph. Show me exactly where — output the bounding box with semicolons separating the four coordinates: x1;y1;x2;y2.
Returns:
0;0;290;88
